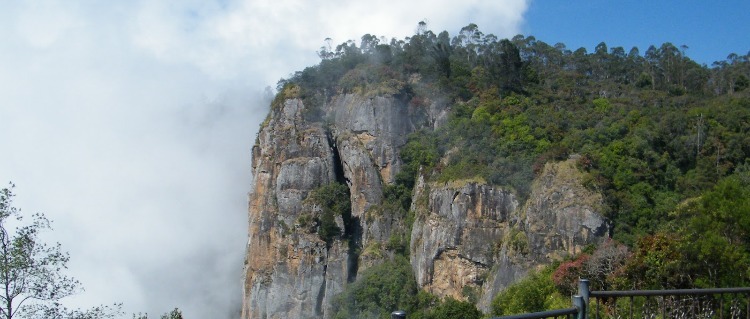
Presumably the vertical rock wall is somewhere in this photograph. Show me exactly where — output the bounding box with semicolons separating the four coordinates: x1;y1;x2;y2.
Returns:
242;95;447;318
409;180;519;301
410;158;609;312
243;99;340;319
242;93;607;318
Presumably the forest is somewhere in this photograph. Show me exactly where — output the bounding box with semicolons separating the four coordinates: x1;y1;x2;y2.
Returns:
273;22;750;318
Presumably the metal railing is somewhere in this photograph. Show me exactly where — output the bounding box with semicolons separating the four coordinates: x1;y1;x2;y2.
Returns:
487;279;750;319
488;294;585;319
489;306;581;319
583;280;750;319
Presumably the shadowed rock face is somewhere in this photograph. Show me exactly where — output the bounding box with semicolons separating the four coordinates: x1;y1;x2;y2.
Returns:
242;94;607;318
243;99;338;319
409;181;519;304
242;95;447;319
409;158;608;312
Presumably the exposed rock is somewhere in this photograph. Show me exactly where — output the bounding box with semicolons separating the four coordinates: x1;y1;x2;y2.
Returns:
243;95;447;318
329;94;418;184
243;93;607;318
523;157;609;262
410;180;518;302
479;158;608;311
326;94;442;271
409;159;608;312
243;99;342;319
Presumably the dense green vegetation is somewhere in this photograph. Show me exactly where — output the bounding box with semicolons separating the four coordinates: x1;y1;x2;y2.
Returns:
492;267;568;316
331;257;481;319
303;183;352;246
283;21;750;317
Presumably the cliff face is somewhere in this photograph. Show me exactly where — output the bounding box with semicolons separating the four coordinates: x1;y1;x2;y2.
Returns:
242;93;608;318
242;94;447;319
409;180;519;306
409;157;607;312
243;99;337;319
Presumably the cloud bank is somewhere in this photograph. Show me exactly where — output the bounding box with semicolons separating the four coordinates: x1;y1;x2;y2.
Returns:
0;0;528;317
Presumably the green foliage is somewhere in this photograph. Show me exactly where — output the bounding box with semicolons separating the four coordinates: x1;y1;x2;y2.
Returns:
331;256;483;319
398;132;440;190
331;257;420;319
592;97;611;113
338;63;406;97
612;171;750;290
280;23;750;310
306;183;351;246
159;309;183;319
491;267;567;316
0;183;122;319
421;297;482;319
132;308;183;319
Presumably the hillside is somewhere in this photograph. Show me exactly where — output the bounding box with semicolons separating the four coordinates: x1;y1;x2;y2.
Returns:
242;23;750;319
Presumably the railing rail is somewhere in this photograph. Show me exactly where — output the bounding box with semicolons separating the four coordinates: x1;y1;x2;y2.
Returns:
584;279;750;319
486;279;750;319
488;295;585;319
591;287;750;297
489;307;580;319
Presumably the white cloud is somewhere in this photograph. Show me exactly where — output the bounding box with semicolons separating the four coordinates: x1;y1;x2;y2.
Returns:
0;0;528;317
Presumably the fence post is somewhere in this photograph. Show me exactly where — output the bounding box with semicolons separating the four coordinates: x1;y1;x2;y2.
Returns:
579;279;590;319
391;310;406;319
573;295;584;319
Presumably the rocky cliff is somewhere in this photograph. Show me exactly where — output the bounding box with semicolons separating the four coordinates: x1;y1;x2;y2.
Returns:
409;156;608;312
242;92;608;318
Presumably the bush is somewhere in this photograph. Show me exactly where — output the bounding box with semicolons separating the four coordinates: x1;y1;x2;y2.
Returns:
306;183;351;245
331;257;420;319
423;297;481;319
491;267;566;316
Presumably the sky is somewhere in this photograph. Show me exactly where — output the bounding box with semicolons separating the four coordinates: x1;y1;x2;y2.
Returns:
524;1;750;66
0;1;747;318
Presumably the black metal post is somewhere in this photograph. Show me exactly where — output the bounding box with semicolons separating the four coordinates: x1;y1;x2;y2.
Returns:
579;279;590;319
391;310;406;319
573;295;584;319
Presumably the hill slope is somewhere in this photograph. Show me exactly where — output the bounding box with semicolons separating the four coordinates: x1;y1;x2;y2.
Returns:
242;24;750;318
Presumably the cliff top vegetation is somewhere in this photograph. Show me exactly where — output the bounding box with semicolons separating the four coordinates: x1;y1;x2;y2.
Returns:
273;22;750;317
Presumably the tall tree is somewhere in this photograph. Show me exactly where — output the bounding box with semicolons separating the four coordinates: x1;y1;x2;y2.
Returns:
497;39;523;93
0;184;120;319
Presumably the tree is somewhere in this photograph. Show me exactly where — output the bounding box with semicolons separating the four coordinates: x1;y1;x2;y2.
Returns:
491;267;568;316
497;39;523;93
306;183;351;246
132;308;183;319
0;184;120;319
159;308;183;319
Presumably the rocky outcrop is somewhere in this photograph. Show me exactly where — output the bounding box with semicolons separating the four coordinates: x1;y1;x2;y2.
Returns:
242;94;448;319
523;157;608;262
410;179;518;301
326;94;449;270
410;158;609;312
243;99;341;319
242;91;607;318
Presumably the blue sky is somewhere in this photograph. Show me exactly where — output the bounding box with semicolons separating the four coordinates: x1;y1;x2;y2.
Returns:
0;1;747;318
523;1;750;65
